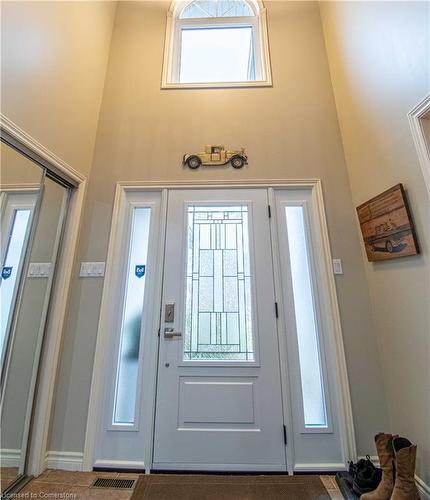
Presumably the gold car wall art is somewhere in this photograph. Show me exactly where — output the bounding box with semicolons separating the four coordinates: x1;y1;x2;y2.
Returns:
183;145;248;169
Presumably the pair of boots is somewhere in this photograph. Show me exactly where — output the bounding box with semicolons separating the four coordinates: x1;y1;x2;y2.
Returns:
361;433;420;500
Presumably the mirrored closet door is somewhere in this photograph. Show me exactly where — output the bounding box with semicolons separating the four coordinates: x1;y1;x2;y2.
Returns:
0;140;71;493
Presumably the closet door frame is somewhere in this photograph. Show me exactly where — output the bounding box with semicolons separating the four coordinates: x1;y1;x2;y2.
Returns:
1;115;87;478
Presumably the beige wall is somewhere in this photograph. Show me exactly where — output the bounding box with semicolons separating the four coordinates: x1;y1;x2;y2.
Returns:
50;1;389;457
320;0;430;484
1;1;117;177
0;141;44;186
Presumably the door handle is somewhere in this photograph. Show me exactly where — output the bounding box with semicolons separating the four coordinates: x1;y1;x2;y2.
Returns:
164;327;182;339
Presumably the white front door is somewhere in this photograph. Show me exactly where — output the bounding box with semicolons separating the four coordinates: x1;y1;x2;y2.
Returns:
153;189;286;471
91;184;354;473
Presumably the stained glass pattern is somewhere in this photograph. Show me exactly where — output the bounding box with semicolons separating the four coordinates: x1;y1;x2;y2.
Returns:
184;206;254;361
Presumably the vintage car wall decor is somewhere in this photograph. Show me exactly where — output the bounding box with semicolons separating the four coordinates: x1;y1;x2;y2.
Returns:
183;145;248;169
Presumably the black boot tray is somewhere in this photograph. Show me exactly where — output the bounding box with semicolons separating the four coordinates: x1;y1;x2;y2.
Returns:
335;471;360;499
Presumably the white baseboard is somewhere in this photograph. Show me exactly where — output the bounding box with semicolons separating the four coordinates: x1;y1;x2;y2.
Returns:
0;448;21;467
46;453;145;472
94;459;145;470
45;451;83;471
416;475;430;500
294;462;347;472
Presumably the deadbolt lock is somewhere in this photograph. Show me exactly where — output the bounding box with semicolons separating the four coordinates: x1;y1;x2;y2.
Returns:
165;302;175;323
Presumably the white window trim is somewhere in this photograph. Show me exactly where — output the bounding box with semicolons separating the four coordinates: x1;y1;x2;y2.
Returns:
162;0;272;89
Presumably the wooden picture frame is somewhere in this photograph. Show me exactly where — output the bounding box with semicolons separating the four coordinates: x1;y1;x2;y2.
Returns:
356;184;419;262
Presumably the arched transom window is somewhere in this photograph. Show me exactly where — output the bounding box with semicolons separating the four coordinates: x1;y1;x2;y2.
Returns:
162;0;272;88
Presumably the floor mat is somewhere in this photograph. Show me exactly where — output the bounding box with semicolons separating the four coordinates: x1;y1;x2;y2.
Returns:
131;474;331;500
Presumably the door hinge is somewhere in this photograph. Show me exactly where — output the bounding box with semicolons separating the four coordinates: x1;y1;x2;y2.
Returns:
275;302;279;318
268;205;272;218
283;425;287;445
157;328;160;337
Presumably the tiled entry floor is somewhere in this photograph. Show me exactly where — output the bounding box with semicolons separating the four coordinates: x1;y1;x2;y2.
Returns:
18;470;343;499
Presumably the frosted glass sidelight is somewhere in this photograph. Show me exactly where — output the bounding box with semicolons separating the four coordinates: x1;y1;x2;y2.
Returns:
184;206;254;361
113;207;151;425
0;209;31;355
285;206;328;428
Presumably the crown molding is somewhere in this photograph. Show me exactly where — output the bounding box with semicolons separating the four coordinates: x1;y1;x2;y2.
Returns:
0;114;85;186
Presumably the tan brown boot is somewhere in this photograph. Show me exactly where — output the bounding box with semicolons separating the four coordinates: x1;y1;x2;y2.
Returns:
391;437;420;500
360;433;395;500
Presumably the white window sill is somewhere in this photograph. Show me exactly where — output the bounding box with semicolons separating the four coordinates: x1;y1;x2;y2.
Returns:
161;79;273;90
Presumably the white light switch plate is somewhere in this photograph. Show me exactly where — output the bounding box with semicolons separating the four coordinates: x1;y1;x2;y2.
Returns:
27;262;52;278
332;259;343;275
80;262;106;277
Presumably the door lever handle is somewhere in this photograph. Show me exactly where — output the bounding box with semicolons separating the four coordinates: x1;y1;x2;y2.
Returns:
164;328;182;339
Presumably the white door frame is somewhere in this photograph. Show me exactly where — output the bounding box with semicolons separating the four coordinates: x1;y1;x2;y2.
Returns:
269;187;354;471
84;178;356;473
408;93;430;198
93;188;167;470
1;114;87;476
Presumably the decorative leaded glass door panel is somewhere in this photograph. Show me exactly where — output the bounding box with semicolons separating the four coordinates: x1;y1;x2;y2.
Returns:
184;205;254;361
153;189;286;471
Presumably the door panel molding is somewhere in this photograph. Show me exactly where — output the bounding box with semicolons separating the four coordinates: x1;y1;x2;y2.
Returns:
84;180;356;472
178;377;258;428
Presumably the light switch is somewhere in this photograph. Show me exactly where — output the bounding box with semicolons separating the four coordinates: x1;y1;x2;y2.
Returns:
332;259;343;275
80;262;106;277
28;262;52;278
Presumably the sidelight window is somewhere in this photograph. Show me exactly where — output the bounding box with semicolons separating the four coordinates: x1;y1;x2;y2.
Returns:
285;205;328;429
113;207;151;425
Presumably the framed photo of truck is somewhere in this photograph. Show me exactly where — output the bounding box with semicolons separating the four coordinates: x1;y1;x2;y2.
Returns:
356;184;419;262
